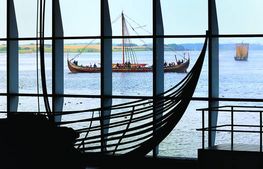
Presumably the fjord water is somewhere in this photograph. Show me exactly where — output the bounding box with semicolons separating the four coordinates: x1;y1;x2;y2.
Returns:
0;49;263;158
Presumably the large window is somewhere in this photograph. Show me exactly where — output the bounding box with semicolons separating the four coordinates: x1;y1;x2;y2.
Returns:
1;0;263;159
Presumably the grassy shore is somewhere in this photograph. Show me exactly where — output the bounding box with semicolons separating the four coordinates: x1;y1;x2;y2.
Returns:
0;44;150;53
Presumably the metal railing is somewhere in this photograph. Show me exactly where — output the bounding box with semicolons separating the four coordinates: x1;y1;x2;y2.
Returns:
197;105;263;152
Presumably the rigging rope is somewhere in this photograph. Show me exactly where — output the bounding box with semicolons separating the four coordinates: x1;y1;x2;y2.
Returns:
70;13;133;62
124;14;151;34
112;14;121;24
122;16;138;64
70;12;189;65
124;13;189;60
70;39;97;61
125;18;152;52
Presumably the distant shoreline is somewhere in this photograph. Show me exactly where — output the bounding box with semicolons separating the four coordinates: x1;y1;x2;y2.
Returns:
0;44;152;53
0;43;187;54
1;43;263;54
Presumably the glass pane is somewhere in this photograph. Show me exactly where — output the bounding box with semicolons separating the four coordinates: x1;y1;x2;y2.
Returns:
14;0;38;38
161;0;208;35
216;0;263;34
60;0;100;37
13;0;52;38
61;98;101;130
19;40;52;94
109;0;152;36
159;101;208;158
0;42;6;93
164;38;208;97
219;38;263;99
63;97;100;111
44;0;52;37
0;96;7;118
215;101;263;146
17;96;44;112
64;39;101;95
0;0;6;38
112;38;152;96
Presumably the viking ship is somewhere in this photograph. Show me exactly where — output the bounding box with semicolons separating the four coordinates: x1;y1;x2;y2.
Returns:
3;0;209;167
57;37;207;157
6;36;206;168
67;12;190;73
234;43;249;61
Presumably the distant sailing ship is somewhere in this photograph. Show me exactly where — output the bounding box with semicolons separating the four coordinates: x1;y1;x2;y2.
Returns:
234;43;249;61
67;12;189;73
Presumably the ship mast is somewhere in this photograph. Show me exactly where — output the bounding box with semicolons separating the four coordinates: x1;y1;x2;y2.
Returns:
122;12;125;65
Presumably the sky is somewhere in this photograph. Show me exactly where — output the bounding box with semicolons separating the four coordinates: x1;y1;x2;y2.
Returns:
1;0;263;44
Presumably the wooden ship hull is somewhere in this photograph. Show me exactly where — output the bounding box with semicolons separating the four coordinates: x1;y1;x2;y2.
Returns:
15;1;208;162
234;56;248;61
67;59;189;73
60;38;208;156
164;59;189;73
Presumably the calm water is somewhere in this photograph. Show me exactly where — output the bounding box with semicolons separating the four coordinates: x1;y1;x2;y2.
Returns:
1;49;263;158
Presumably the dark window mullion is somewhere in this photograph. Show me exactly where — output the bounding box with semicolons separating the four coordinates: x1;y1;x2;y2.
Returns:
152;0;164;157
100;0;112;152
7;0;19;117
52;0;64;122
